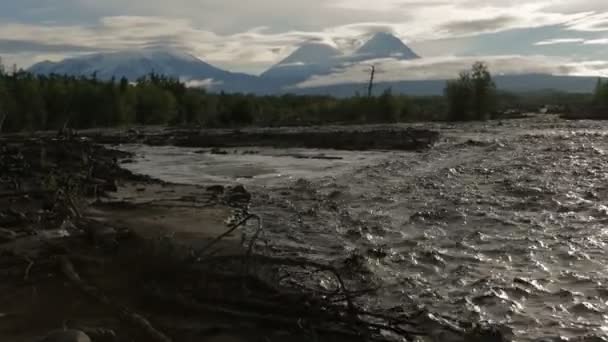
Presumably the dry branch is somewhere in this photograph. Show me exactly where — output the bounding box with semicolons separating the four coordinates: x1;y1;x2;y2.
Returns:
58;256;173;342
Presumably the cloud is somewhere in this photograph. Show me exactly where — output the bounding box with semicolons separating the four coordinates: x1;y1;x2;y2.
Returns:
0;1;607;74
533;37;608;46
584;38;608;45
0;39;101;53
566;12;608;32
440;16;517;36
295;55;608;88
534;38;586;46
183;78;222;89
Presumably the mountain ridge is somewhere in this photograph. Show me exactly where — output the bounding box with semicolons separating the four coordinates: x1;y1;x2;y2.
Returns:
26;34;598;96
260;43;342;82
350;32;420;61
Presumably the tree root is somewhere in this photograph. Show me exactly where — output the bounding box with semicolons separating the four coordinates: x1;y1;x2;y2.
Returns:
58;256;172;342
188;253;426;341
198;213;261;256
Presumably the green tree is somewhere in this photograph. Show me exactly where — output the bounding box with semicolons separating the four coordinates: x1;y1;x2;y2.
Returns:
445;62;496;121
135;83;177;125
445;71;473;121
227;97;255;126
376;88;400;123
470;62;496;120
593;78;608;106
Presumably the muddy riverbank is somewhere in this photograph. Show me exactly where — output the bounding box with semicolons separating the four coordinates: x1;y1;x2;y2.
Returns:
113;114;608;342
84;125;440;151
0;134;502;342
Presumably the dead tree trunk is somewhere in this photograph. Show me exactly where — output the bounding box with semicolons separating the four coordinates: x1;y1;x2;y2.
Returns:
0;112;6;133
367;65;376;97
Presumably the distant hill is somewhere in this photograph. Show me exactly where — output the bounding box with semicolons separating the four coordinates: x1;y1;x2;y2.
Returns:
292;74;598;97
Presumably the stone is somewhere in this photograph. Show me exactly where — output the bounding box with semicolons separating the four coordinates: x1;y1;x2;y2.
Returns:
40;330;92;342
210;147;228;155
81;327;117;342
0;228;17;243
206;185;225;193
225;185;251;203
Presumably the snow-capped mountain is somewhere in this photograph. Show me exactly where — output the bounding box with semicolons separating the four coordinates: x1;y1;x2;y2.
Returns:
28;34;420;92
350;32;420;62
28;48;259;91
260;43;343;82
261;33;420;87
25;34;597;96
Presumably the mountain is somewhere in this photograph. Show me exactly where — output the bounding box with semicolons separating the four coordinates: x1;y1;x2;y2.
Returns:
28;48;260;92
261;33;420;90
26;37;598;97
260;43;342;84
350;32;420;62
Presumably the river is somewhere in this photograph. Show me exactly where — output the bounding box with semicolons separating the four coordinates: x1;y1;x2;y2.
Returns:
118;114;608;342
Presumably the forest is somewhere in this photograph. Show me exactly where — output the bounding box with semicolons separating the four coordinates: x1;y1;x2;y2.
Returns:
0;60;601;133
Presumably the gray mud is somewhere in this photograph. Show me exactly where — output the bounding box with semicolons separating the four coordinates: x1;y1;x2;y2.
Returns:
120;114;608;341
89;125;439;151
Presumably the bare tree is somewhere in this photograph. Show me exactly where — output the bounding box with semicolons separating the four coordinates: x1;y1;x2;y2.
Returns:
0;111;5;133
367;65;376;97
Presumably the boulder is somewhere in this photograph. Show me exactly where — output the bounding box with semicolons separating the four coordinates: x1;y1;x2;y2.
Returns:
0;228;17;243
39;330;91;342
225;185;251;203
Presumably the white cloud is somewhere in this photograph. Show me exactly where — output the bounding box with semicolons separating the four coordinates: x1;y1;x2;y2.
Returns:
566;12;608;32
183;78;222;89
295;55;608;88
0;1;607;73
534;38;585;46
584;38;608;45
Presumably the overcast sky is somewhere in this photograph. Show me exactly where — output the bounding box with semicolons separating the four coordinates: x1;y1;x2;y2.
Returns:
1;0;607;77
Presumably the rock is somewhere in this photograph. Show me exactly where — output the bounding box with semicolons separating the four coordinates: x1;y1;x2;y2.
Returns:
80;327;116;342
127;128;140;136
206;335;247;342
0;228;17;243
102;180;118;193
466;324;513;342
225;185;251;203
40;330;91;342
230;185;247;194
210;147;228;155
206;185;225;193
367;247;388;259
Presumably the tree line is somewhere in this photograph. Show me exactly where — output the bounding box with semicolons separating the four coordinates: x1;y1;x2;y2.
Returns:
0;65;445;132
593;78;608;107
0;59;595;133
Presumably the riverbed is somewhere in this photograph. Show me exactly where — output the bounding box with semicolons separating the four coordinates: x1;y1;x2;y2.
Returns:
118;114;608;341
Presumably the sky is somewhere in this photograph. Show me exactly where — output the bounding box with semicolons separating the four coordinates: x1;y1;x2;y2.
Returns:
1;0;608;78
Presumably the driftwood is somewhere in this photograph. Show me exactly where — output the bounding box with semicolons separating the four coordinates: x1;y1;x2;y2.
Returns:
0;136;509;342
58;256;172;342
150;250;425;341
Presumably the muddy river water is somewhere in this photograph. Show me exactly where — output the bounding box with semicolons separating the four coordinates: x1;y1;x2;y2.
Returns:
119;115;608;341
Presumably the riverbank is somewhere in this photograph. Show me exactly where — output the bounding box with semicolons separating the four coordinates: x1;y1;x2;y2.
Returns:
0;134;506;342
102;114;608;341
83;124;440;151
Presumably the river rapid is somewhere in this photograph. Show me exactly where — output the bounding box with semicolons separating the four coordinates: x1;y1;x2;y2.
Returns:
119;115;608;342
